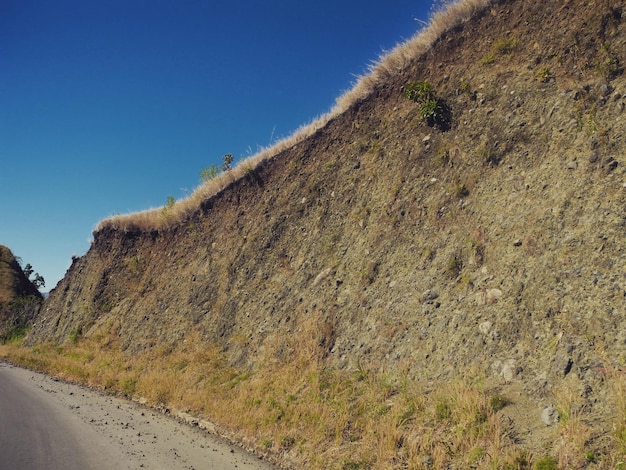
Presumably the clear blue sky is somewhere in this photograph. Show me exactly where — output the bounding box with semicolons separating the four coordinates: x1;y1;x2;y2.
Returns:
1;0;437;291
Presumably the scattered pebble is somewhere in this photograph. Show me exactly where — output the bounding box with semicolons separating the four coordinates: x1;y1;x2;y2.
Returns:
541;404;559;426
486;288;503;304
421;289;439;302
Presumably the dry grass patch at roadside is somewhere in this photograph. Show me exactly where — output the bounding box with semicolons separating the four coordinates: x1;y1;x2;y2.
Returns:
0;313;544;469
5;315;626;468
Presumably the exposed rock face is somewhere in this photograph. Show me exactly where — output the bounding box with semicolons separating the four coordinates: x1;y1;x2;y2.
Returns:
30;0;626;410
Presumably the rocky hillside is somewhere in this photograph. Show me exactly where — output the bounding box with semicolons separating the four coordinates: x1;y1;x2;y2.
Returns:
24;0;626;466
0;245;42;338
0;245;40;302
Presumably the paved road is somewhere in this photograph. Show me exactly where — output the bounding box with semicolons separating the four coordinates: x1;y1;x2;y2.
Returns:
0;362;276;470
0;362;117;469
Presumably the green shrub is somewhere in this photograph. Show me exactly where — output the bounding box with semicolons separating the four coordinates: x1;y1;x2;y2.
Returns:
404;81;435;103
405;82;442;122
160;195;176;218
404;82;451;130
200;154;234;183
200;164;221;183
481;37;518;65
536;67;553;83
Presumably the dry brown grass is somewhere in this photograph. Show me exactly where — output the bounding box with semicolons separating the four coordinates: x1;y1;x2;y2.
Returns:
95;0;493;234
605;365;626;468
552;379;594;468
0;312;559;469
5;318;626;468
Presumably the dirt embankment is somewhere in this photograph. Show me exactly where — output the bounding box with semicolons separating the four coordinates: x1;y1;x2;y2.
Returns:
20;0;626;466
32;0;626;388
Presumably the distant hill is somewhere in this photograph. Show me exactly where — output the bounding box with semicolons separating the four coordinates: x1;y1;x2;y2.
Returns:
0;245;41;303
15;0;626;467
0;245;42;339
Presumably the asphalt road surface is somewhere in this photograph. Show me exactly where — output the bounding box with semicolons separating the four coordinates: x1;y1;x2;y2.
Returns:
0;362;277;470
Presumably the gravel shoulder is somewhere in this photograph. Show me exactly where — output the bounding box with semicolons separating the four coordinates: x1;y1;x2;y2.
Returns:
0;361;277;470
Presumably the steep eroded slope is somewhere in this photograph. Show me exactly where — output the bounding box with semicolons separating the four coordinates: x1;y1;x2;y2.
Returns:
28;0;626;465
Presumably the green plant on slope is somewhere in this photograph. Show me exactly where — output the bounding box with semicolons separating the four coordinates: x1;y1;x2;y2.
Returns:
404;81;452;130
160;195;176;218
536;67;553;83
200;154;234;183
492;37;518;55
18;260;45;289
481;36;518;65
404;82;444;124
200;164;221;183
